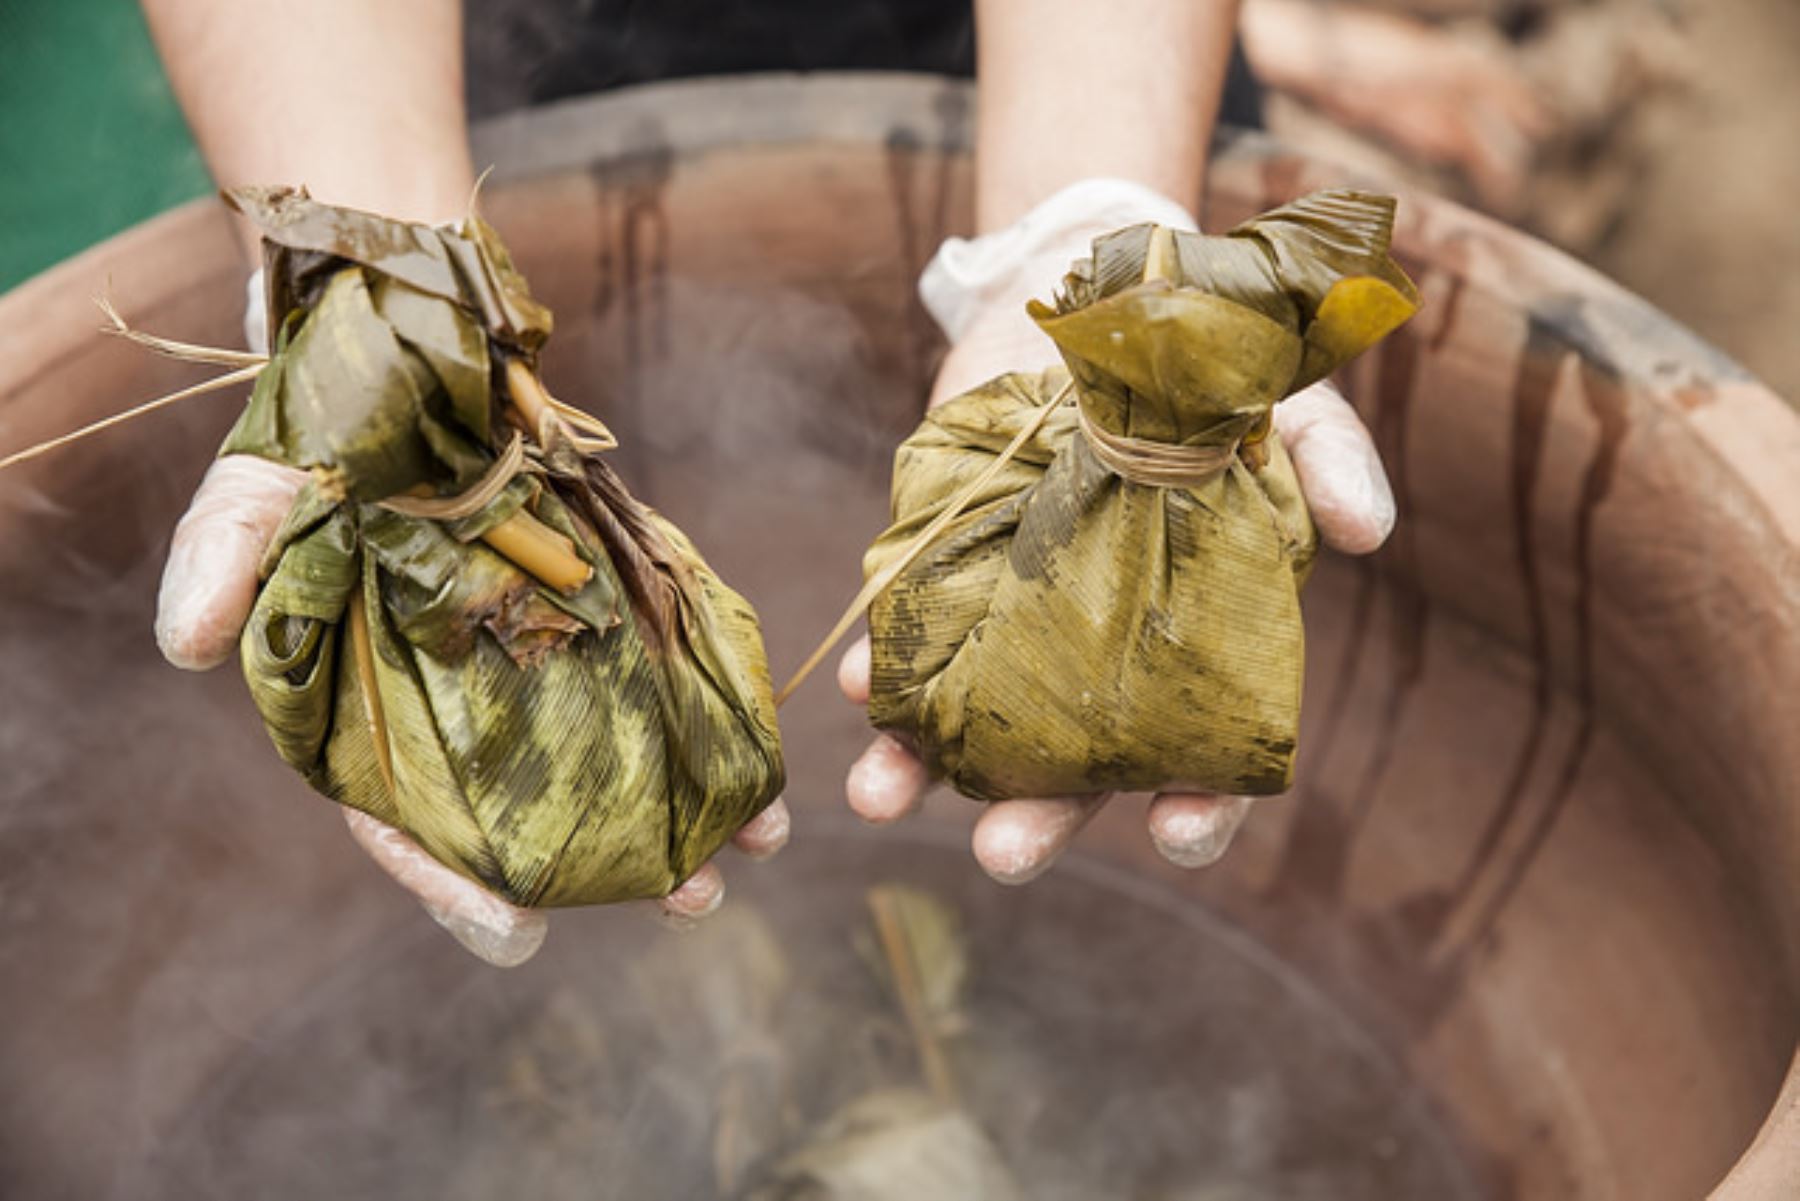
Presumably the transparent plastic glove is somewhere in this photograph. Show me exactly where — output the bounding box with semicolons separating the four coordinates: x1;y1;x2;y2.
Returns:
840;181;1394;883
154;275;790;964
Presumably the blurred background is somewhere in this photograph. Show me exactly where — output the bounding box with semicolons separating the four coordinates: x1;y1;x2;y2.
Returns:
1;0;1796;399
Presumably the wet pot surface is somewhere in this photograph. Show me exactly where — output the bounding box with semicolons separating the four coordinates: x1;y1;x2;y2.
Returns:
0;77;1794;1200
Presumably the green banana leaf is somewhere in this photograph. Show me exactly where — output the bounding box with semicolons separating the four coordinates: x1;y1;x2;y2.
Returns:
224;186;783;906
863;191;1419;801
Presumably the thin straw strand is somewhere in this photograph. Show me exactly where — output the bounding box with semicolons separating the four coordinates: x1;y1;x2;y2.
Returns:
96;294;268;368
0;363;264;472
774;381;1072;706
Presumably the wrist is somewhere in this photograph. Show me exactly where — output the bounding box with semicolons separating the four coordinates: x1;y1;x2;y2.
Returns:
921;178;1198;345
922;179;1199;407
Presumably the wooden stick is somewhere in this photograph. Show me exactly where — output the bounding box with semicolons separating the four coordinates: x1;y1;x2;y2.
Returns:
504;358;617;452
505;358;553;435
869;888;958;1104
482;509;594;594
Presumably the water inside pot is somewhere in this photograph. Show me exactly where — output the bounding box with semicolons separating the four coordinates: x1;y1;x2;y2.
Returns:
137;825;1479;1201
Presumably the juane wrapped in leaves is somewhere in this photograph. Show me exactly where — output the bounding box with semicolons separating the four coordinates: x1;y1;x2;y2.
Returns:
224;186;784;907
863;191;1419;801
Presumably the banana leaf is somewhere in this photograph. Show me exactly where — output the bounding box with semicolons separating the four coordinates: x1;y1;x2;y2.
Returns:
223;186;784;906
863;191;1419;801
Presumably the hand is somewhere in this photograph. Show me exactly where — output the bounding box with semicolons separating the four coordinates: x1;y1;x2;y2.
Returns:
1241;0;1551;215
157;284;788;965
837;210;1394;885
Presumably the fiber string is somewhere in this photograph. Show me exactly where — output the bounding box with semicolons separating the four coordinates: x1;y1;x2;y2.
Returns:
1073;401;1240;488
97;294;268;368
774;380;1074;706
0;362;266;472
0;298;270;473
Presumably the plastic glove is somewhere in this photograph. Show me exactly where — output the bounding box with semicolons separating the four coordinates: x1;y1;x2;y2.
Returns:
838;180;1395;883
154;275;790;965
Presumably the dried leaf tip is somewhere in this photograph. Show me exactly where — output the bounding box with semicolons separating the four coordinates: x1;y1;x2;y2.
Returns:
465;165;497;229
504;359;617;454
94;291;267;368
1142;225;1178;285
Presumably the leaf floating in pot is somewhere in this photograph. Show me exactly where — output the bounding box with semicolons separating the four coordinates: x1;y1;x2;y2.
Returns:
859;884;970;1102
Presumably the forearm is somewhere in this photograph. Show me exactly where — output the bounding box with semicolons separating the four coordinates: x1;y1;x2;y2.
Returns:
973;0;1240;232
142;0;475;256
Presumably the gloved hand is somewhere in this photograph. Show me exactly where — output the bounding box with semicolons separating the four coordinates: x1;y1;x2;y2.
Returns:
836;180;1395;884
154;273;790;966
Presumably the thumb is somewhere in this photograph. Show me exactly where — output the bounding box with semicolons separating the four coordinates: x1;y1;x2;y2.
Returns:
156;455;308;670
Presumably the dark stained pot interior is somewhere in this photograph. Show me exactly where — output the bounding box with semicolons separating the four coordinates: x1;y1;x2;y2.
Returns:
0;76;1794;1200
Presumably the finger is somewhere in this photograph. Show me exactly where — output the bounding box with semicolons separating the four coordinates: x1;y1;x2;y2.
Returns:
659;861;726;924
971;793;1109;885
1273;381;1396;555
342;809;548;968
155;455;308;670
837;635;872;705
1147;793;1254;869
846;735;931;824
730;797;791;860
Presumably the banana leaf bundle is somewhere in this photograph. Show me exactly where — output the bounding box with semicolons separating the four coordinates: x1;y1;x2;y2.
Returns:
223;186;783;906
863;191;1419;801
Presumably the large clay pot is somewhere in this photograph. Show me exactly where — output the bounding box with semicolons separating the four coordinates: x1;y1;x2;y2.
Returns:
0;75;1792;1200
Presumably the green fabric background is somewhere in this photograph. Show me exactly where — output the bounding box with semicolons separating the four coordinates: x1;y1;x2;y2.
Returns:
0;0;209;291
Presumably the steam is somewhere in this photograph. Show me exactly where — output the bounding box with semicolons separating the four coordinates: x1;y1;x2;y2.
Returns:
74;830;1478;1201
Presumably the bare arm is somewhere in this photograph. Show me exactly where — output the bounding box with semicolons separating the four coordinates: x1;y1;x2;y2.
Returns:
973;0;1241;232
141;0;476;256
